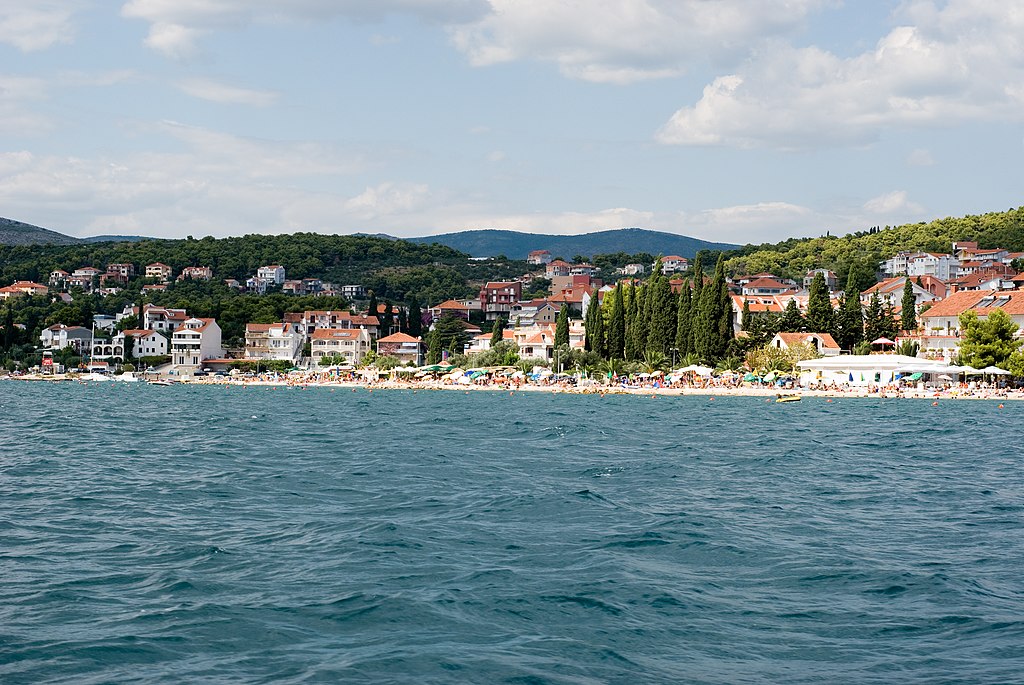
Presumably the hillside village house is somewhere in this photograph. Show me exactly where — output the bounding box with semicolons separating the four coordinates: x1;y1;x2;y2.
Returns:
480;281;523;320
376;333;424;366
49;270;69;288
741;277;793;296
178;266;213;281
171;318;223;368
145;263;173;282
293;310;380;341
428;300;470;323
860;277;941;309
311;328;371;366
40;324;92;352
245;323;303;361
545;260;572;278
659;256;690;274
803;269;837;290
0;281;49;299
527;250;553;265
920;290;1024;336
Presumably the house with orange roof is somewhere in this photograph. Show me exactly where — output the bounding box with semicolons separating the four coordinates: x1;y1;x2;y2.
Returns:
860;277;940;309
0;281;49;299
178;266;213;281
741;277;793;296
770;332;841;357
122;329;167;358
145;263;173;282
545;260;572;278
310;328;370;366
527;249;553;265
920;290;1024;337
376;332;424;366
467;328;516;353
428;299;470;322
171;318;223;368
245;322;302;361
659;256;689;274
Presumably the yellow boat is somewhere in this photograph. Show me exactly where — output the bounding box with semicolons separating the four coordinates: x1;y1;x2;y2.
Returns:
775;394;802;403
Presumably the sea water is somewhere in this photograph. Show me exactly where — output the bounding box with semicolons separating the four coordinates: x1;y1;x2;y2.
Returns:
2;382;1023;684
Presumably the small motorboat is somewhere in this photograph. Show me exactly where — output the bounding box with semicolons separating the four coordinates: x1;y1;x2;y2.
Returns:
775;394;801;403
148;380;173;387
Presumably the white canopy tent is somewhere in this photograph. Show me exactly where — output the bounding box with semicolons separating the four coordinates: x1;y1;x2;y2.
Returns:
796;354;958;387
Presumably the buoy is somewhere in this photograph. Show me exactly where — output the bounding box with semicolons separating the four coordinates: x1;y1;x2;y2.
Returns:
826;399;833;403
709;397;714;401
998;403;1004;409
932;401;939;406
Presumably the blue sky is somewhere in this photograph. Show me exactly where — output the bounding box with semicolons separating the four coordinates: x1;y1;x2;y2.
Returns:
0;1;1020;244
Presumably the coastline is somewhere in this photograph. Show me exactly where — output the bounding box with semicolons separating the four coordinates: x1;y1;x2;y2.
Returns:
3;373;1018;402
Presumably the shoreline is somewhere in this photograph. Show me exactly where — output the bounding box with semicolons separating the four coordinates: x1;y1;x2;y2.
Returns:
3;373;1018;402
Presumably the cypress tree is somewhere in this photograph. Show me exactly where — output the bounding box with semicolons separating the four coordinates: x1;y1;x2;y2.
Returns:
805;272;833;334
740;298;752;331
688;256;704;354
491;315;506;347
900;278;917;332
634;283;651;354
780;298;805;332
590;294;606;358
837;270;863;350
675;284;692;358
716;272;733;358
366;291;378;328
426;330;441;364
607;284;625;360
555;303;570;347
647;274;675;355
624;284;639;361
694;254;727;362
381;300;394;337
863;292;886;342
407;295;422;338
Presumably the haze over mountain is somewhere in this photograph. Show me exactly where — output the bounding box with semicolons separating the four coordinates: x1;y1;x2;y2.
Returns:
407;228;738;259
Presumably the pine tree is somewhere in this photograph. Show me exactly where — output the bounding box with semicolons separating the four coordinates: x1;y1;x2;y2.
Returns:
491;315;505;347
863;292;886;342
836;270;863;350
779;298;805;332
555;303;570;347
607;284;625;359
675;284;692;358
900;278;917;332
407;295;422;338
805;272;834;334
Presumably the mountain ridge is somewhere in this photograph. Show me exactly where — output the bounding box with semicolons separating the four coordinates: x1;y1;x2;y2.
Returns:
406;227;738;259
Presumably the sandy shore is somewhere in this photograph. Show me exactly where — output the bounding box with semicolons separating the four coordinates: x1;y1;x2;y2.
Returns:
7;373;1015;403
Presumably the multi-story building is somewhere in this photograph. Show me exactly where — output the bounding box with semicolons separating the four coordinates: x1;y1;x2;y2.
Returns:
171;318;222;368
178;266;214;281
527;250;553;265
244;322;303;361
376;333;424;366
257;265;286;285
803;269;837;290
49;270;70;289
145;263;173;282
0;281;49;299
479;281;523;321
123;329;168;358
659;256;690;274
40;324;93;352
310;328;371;366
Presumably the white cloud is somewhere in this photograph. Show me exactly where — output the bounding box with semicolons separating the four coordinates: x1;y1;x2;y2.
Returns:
450;0;829;83
177;78;279;106
658;0;1024;148
344;182;431;221
0;75;51;134
906;148;935;167
0;2;77;52
121;0;489;57
863;190;923;215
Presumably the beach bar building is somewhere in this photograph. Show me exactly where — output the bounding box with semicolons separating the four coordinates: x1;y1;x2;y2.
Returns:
796;354;958;387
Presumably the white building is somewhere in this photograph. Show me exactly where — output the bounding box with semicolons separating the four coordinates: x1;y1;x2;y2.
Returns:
257;265;286;285
311;328;371;366
145;263;173;282
123;329;168;358
659;256;689;274
171;318;223;368
40;324;92;352
245;322;303;361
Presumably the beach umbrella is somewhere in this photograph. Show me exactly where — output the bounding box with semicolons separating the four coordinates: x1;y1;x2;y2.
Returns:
871;337;896;345
982;366;1011;375
937;374;953;380
742;372;760;382
763;371;777;382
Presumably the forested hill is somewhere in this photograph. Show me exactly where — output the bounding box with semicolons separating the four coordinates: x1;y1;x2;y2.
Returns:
723;206;1024;284
0;218;80;246
408;228;738;259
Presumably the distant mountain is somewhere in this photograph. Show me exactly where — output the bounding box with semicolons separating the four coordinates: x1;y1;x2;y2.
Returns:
82;235;161;243
406;228;738;260
0;217;80;246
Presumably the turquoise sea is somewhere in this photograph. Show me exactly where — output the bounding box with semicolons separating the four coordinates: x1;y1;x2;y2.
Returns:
2;381;1023;684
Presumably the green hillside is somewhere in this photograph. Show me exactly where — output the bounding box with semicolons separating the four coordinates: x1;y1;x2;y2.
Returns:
408;227;738;259
0;217;79;246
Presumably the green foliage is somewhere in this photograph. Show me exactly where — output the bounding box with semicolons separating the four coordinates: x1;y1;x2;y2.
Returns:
491;315;506;347
674;284;692;358
805;272;833;334
957;309;1022;370
427;315;469;364
722;207;1024;281
554;304;570;348
779;298;805;333
900;278;917;332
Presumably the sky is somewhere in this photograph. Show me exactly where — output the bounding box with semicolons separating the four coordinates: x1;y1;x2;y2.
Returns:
0;1;1021;245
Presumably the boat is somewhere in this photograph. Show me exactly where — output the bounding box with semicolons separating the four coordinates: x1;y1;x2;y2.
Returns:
148;380;173;387
775;394;801;403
